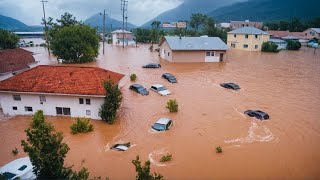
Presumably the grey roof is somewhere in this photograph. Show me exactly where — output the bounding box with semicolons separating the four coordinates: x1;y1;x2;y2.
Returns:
282;36;300;40
311;28;320;33
163;36;229;51
228;27;268;35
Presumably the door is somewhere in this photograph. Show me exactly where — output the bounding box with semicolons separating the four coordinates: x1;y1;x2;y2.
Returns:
219;53;224;62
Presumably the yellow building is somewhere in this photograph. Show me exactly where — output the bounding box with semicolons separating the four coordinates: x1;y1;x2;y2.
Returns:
227;27;270;51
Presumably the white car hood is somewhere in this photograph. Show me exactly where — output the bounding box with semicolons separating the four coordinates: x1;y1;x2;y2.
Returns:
159;90;171;96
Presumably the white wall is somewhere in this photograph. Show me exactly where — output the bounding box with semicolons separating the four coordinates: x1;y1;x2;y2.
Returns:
0;92;104;120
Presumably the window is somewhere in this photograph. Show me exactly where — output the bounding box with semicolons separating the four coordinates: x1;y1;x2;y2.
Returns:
12;106;17;110
56;107;63;115
255;45;259;49
255;35;258;39
79;98;84;104
39;96;46;102
231;43;236;48
56;107;71;116
245;35;249;39
206;52;211;56
86;99;91;105
13;95;21;101
211;52;215;56
234;34;237;38
25;106;33;112
243;44;249;48
86;110;91;116
168;52;170;56
305;33;307;36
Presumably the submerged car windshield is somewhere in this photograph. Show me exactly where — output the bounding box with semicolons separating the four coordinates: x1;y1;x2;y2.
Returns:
153;123;166;131
157;87;167;91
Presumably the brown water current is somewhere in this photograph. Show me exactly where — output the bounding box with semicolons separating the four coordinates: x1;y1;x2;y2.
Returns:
1;43;320;179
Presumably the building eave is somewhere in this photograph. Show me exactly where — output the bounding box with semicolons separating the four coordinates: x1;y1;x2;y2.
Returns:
0;91;105;98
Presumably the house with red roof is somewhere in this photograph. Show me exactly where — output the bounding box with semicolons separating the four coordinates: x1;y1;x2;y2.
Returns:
0;48;37;81
0;65;125;119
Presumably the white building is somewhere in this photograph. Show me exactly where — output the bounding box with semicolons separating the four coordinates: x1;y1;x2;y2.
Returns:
111;29;136;46
269;39;288;50
0;65;124;120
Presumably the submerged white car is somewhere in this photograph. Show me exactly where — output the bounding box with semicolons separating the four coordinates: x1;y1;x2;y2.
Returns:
152;118;173;131
150;84;171;96
0;157;36;180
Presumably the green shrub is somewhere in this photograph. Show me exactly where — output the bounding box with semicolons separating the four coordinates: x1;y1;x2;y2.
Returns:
287;40;301;50
216;146;223;153
12;147;18;156
166;99;178;112
262;41;280;53
130;73;137;81
70;118;94;134
160;154;172;162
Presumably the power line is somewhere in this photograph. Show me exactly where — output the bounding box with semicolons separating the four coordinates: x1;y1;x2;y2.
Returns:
40;0;50;55
121;0;128;48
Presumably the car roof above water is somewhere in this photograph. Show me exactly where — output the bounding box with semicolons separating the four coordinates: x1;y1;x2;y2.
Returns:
131;84;144;88
156;118;171;125
151;84;164;88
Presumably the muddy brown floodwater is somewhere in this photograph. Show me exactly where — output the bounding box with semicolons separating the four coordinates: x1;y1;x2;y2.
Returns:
1;43;320;179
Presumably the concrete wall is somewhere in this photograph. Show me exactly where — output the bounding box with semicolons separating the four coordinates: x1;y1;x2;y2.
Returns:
227;33;270;51
172;50;226;63
303;29;320;40
0;92;104;120
159;40;173;62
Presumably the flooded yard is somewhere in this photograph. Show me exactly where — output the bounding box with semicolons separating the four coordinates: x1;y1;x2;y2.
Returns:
1;43;320;179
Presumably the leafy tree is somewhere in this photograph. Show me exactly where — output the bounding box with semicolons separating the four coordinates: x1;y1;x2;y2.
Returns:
151;21;161;29
48;13;99;63
50;24;100;63
0;29;19;50
132;156;163;180
263;22;279;30
70;118;94;134
99;80;122;124
261;42;280;53
21;110;89;179
190;13;207;32
287;40;301;50
166;99;178;113
279;21;289;31
288;18;305;32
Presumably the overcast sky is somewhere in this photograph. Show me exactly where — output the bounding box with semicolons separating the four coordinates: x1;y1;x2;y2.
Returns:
0;0;183;26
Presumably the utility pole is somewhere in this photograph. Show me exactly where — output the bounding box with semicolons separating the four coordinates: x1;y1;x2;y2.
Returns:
40;0;50;55
121;0;128;48
100;10;106;55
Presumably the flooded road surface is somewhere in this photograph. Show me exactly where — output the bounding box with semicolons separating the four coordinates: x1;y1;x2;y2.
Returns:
1;44;320;179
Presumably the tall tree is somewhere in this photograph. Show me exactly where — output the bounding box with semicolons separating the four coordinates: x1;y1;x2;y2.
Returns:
21;110;89;179
48;13;99;63
99;80;122;124
0;29;19;50
151;21;161;29
279;21;289;31
289;18;305;32
189;13;207;32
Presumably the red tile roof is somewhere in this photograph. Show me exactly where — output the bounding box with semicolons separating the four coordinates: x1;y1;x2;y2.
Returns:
267;30;304;38
0;48;35;74
0;65;125;96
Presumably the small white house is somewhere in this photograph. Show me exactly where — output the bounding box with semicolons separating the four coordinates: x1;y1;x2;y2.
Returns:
269;39;288;50
0;65;124;120
111;29;136;46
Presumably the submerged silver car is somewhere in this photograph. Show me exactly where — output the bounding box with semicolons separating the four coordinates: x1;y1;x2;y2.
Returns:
152;118;173;131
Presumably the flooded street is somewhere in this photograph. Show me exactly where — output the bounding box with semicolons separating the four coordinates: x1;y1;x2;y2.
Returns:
1;43;320;179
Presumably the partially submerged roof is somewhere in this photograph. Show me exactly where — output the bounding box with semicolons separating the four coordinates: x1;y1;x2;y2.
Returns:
151;84;165;88
0;48;35;74
228;27;268;35
311;28;320;33
267;30;303;38
160;36;229;51
0;65;125;96
156;118;171;125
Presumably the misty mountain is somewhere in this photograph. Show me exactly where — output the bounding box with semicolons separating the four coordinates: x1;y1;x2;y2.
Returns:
0;14;43;32
141;0;244;27
84;14;137;32
208;0;320;22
